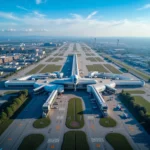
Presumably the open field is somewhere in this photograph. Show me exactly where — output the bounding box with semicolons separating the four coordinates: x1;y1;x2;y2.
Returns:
120;94;150;133
105;133;133;150
134;96;150;115
18;134;44;150
86;57;97;62
86;57;104;62
103;54;150;81
33;117;50;128
99;116;117;127
61;131;89;150
96;57;104;62
86;64;109;73
26;64;45;74
52;57;63;62
85;53;95;56
66;98;84;129
124;90;145;94
104;64;122;74
40;64;61;73
46;57;53;62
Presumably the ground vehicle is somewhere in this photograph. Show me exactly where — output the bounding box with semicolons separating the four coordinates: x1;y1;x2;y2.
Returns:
117;104;122;111
123;113;128;119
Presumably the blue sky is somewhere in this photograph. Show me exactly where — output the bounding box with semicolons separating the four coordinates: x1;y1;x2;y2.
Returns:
0;0;150;36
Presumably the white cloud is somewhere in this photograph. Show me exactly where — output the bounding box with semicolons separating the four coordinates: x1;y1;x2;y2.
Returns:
0;11;20;20
137;4;150;10
0;11;150;37
36;0;47;5
33;11;46;17
86;11;98;19
16;5;28;11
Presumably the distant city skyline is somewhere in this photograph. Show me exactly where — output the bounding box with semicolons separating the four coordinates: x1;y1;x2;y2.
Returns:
0;0;150;36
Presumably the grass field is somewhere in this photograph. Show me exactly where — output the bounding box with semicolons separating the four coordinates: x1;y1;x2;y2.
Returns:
61;131;89;150
66;98;84;129
103;54;150;81
46;57;53;62
99;116;117;127
120;95;150;133
96;57;104;62
18;134;44;150
33;117;50;128
105;133;133;150
27;64;45;74
134;96;150;115
86;57;97;62
86;64;109;73
52;57;63;62
86;57;104;62
104;64;122;74
124;90;145;94
40;64;61;73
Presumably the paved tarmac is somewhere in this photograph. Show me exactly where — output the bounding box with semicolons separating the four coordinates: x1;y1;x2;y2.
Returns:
0;43;150;150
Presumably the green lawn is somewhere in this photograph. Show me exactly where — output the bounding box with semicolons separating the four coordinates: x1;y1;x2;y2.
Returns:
99;116;117;127
52;57;63;62
96;57;104;62
33;117;51;128
86;64;109;73
105;133;133;150
0;96;32;135
40;64;61;73
62;131;89;150
125;90;145;94
120;94;150;133
26;64;45;74
134;96;150;115
104;64;122;74
46;57;53;62
18;134;44;150
4;91;19;95
66;98;84;129
86;57;97;62
102;54;150;81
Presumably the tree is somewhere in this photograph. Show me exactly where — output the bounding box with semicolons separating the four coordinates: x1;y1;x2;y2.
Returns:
138;110;145;118
0;112;7;120
148;78;150;83
21;89;28;97
10;104;17;112
135;104;141;112
14;98;22;106
140;106;147;114
6;107;13;117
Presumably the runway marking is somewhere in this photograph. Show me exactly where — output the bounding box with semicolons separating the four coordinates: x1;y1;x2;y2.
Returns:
96;143;101;148
87;116;94;120
56;116;64;120
91;138;104;143
128;126;134;132
47;138;59;143
18;123;23;126
50;145;55;149
59;108;65;111
56;125;60;131
8;138;12;141
90;124;95;130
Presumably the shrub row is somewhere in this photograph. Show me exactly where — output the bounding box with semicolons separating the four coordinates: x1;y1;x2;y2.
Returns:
0;90;28;124
120;90;150;128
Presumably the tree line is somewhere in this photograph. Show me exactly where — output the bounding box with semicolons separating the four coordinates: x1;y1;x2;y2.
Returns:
119;90;150;130
0;90;29;124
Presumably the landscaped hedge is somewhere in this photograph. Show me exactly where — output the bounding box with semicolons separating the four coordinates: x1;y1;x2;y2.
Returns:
0;90;29;124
